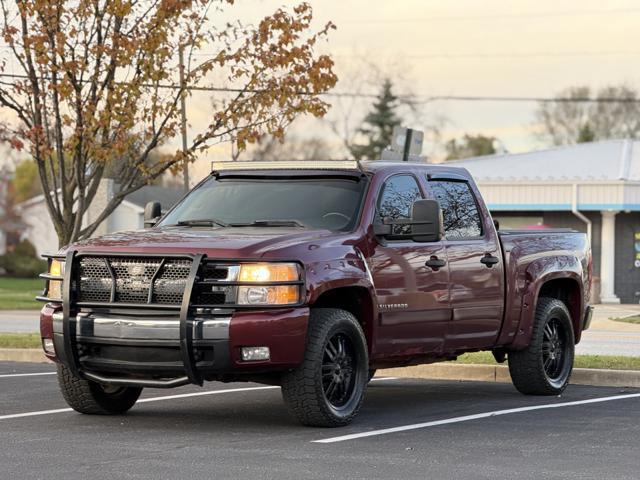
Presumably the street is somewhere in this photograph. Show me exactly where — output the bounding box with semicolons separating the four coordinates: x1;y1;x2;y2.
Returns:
0;310;40;333
3;304;640;356
1;361;639;479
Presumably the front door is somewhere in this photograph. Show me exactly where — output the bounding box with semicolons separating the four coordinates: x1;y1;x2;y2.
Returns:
369;174;450;358
426;177;504;351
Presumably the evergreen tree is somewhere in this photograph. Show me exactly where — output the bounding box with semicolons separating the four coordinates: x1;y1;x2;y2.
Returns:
577;123;596;143
349;79;401;160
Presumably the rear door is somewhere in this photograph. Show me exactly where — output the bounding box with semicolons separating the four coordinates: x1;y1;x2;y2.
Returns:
425;175;504;351
369;173;450;357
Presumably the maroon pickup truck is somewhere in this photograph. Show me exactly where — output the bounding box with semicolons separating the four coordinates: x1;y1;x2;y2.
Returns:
38;160;592;427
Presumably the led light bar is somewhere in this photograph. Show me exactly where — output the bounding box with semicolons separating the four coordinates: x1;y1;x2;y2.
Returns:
211;160;360;171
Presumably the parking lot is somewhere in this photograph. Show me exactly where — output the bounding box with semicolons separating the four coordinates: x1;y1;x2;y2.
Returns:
1;361;639;479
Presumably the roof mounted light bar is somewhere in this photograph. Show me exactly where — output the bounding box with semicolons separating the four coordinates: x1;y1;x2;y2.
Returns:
211;160;360;172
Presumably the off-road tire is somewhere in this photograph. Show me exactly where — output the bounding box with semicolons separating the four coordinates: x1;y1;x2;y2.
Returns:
281;308;369;427
508;297;575;395
57;364;142;415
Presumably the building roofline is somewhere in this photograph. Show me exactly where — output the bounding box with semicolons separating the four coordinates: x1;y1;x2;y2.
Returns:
446;138;633;165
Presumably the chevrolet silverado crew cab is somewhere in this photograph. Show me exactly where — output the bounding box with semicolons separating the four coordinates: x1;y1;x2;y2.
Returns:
37;160;593;427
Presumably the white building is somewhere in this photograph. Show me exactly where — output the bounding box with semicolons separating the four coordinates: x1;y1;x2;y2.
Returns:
452;139;640;304
18;182;184;256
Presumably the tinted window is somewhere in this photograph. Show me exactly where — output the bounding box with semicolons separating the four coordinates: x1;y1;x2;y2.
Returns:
377;175;423;235
428;180;482;239
159;176;365;231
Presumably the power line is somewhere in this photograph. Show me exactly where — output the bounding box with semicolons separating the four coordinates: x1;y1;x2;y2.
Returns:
336;7;640;24
1;73;639;103
414;95;640;104
334;51;640;60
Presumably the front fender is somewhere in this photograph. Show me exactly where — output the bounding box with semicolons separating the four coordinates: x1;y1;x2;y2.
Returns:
305;255;377;309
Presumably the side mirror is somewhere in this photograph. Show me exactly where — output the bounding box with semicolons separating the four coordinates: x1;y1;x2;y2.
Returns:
144;201;162;227
411;199;442;242
373;199;442;243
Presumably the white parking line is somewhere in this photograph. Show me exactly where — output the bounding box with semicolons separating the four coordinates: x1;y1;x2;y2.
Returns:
0;372;56;379
313;393;640;444
0;376;398;422
0;386;279;421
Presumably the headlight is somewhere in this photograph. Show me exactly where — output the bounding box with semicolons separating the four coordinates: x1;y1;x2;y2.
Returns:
238;263;299;283
237;263;301;305
47;259;65;301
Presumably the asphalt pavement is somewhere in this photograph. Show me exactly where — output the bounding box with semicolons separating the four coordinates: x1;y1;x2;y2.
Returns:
1;361;639;479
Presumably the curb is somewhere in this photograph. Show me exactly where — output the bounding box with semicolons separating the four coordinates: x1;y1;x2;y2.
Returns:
1;349;639;388
380;363;640;389
0;348;50;363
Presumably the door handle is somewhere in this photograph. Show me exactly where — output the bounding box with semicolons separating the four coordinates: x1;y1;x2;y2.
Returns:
425;256;446;271
480;253;499;267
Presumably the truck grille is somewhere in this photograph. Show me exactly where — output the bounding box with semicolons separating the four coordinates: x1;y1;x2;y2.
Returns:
78;257;193;305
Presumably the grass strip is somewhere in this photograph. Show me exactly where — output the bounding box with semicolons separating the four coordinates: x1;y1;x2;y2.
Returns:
0;333;42;349
610;316;640;325
454;351;640;371
0;277;43;310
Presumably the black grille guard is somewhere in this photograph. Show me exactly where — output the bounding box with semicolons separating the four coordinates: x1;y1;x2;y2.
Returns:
60;250;206;387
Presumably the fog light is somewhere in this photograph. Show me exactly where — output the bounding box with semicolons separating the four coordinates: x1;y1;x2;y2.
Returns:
241;346;270;361
42;338;55;355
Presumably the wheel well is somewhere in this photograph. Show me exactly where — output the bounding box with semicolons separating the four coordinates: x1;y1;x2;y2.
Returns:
538;278;582;340
312;287;374;352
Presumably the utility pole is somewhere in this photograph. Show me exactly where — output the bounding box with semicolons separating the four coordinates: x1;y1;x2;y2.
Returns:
178;46;189;191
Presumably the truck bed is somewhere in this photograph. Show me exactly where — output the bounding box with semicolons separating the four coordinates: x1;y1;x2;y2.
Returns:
497;228;592;348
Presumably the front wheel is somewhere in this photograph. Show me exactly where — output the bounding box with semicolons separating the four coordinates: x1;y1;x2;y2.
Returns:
508;297;575;395
281;308;369;427
57;364;142;415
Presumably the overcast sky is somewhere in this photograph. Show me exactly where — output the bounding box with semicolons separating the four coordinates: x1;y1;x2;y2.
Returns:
185;0;640;178
3;1;640;180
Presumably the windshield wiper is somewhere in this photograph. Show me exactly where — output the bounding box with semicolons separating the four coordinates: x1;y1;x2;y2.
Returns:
174;218;229;228
228;219;307;228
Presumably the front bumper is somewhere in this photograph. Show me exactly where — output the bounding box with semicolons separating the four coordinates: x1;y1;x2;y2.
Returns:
42;306;309;388
38;250;308;389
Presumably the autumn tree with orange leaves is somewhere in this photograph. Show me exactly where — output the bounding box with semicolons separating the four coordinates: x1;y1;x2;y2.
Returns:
0;0;337;246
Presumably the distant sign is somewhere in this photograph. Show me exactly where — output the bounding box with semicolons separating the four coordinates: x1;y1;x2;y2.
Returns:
390;126;424;156
635;232;640;268
380;149;426;162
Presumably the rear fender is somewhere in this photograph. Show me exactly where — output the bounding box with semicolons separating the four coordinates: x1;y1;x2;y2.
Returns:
509;257;585;350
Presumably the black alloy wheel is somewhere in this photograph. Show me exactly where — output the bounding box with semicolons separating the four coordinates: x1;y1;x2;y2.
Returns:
322;333;358;409
509;297;575;395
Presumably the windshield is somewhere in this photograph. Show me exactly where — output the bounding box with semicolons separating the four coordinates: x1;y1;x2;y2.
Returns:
159;175;366;231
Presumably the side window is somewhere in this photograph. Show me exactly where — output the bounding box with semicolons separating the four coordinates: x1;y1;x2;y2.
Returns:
428;180;483;239
377;175;423;235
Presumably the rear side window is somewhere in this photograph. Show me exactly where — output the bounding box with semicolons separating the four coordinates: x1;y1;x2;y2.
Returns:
377;175;423;235
428;180;483;239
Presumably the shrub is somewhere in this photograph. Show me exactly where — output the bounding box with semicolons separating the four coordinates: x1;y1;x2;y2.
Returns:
0;240;47;278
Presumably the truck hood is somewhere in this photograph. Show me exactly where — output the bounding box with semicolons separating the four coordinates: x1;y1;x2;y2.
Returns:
68;226;345;259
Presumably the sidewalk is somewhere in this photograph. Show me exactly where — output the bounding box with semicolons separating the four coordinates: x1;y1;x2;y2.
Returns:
577;304;640;357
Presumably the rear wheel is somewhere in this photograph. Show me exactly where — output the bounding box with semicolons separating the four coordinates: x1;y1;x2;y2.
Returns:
508;297;575;395
281;308;368;427
57;364;142;415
